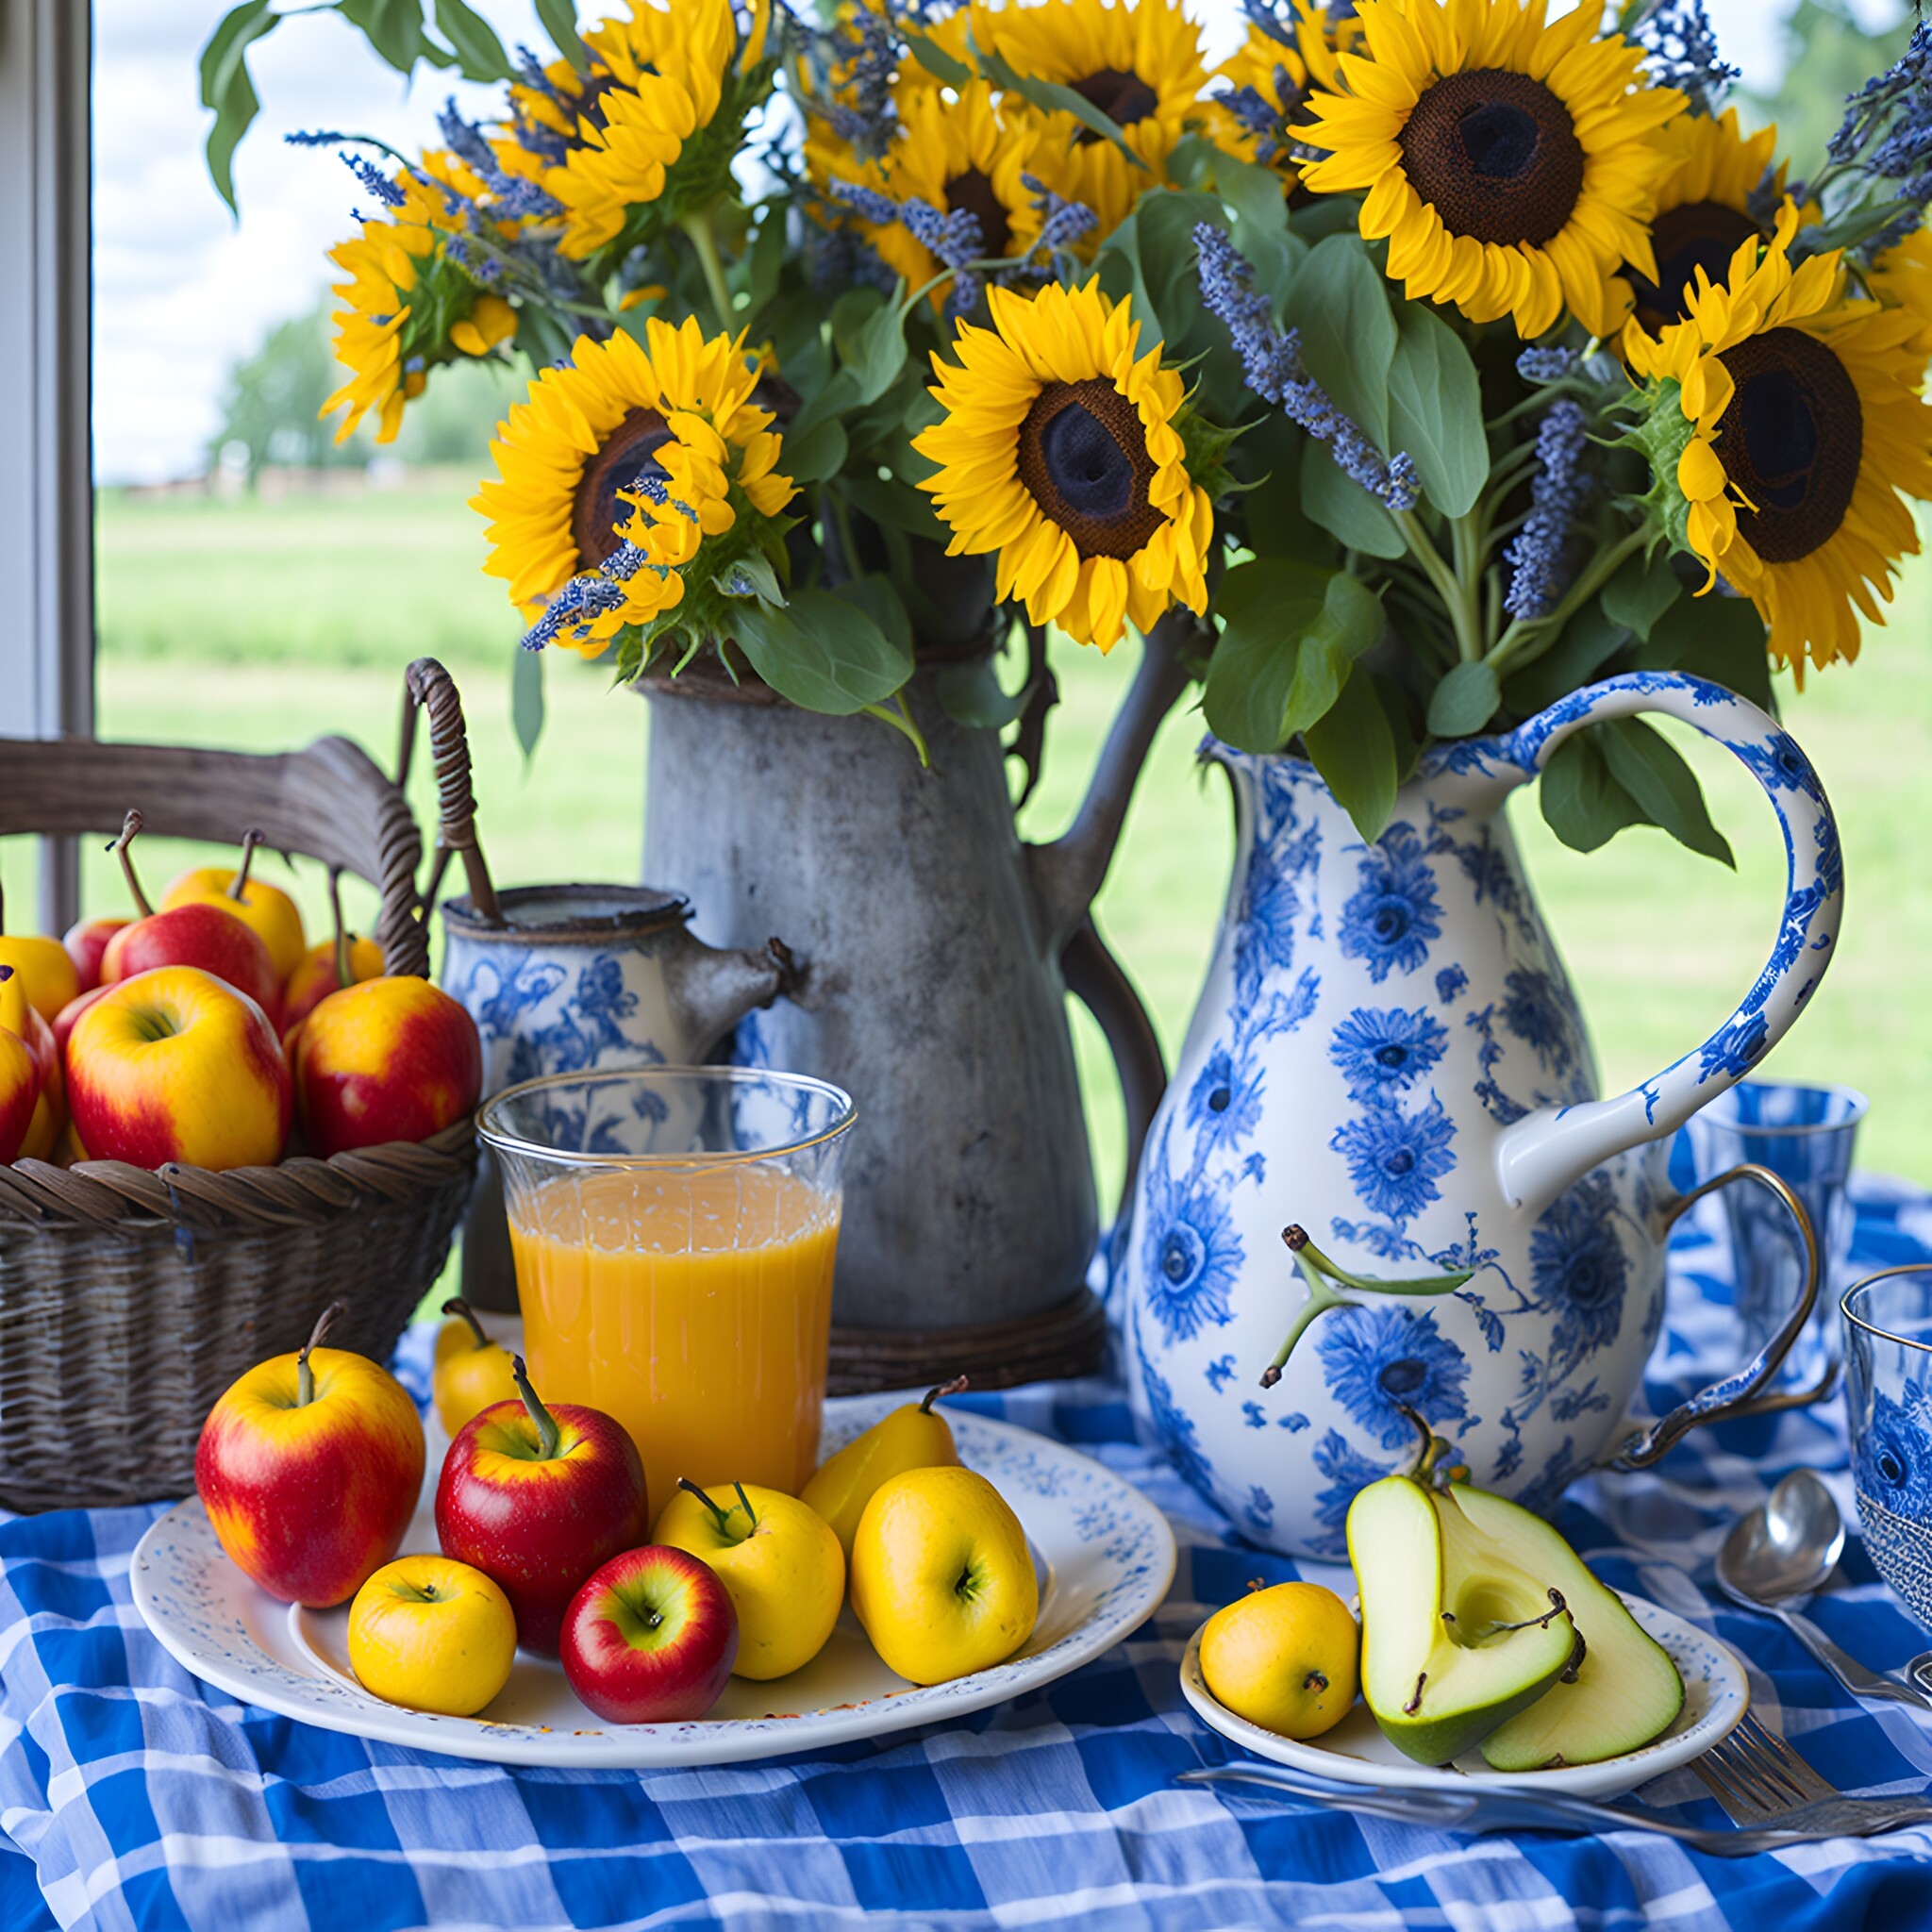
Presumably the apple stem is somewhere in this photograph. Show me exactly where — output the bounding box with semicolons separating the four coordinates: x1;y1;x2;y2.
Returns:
441;1296;492;1351
510;1354;562;1459
108;810;153;918
227;828;264;903
677;1476;736;1537
732;1480;758;1530
919;1374;970;1415
327;865;349;988
296;1299;347;1407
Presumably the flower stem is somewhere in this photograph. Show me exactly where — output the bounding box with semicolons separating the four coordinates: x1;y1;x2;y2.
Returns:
1485;525;1648;675
681;210;736;333
1394;510;1485;664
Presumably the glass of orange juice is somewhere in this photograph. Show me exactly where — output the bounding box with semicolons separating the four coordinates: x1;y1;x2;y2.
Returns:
477;1067;855;1499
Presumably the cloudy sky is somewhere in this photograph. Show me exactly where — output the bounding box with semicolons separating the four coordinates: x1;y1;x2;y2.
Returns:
91;0;1879;484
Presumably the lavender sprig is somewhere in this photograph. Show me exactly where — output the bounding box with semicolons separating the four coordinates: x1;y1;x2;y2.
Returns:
1515;346;1580;386
1023;174;1098;269
521;575;629;652
829;177;987;316
1504;401;1592;621
1630;0;1737;116
437;99;562;221
1823;25;1932;262
1193;223;1420;513
341;153;406;209
285;128;350;148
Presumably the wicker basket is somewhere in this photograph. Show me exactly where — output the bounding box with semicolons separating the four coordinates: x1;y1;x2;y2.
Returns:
0;726;475;1511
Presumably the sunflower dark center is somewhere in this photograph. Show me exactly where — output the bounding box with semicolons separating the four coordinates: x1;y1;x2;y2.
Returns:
1628;200;1763;329
943;168;1011;259
573;407;671;567
1378;1357;1427;1398
1714;327;1862;563
1015;378;1164;561
1399;69;1584;246
1071;67;1159;142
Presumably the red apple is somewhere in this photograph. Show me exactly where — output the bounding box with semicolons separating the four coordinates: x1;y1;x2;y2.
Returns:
52;984;108;1057
291;975;481;1157
435;1357;650;1657
561;1546;739;1723
103;904;283;1027
68;966;291;1170
0;965;64;1160
195;1301;426;1608
282;932;384;1031
63;916;130;993
0;978;38;1163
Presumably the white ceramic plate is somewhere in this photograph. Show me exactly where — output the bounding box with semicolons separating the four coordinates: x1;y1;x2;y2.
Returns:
132;1395;1176;1768
1180;1594;1749;1801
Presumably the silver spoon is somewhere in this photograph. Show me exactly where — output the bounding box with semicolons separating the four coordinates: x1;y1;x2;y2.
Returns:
1717;1469;1932;1709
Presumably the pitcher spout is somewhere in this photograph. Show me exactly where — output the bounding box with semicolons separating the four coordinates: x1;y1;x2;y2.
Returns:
661;926;801;1058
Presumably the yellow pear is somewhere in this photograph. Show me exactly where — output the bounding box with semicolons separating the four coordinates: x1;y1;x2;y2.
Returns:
431;1298;520;1438
801;1374;967;1561
850;1466;1038;1686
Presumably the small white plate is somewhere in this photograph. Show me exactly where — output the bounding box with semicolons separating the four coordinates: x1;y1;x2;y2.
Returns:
132;1396;1175;1768
1180;1594;1749;1801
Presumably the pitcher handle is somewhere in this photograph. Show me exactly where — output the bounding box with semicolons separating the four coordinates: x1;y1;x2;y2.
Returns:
1491;672;1843;1217
1606;1161;1831;1469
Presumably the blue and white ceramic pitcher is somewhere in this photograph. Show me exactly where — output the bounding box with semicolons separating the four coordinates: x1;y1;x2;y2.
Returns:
1121;672;1841;1557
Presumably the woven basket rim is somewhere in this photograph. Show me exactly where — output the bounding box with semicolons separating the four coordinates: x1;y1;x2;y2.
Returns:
0;1117;475;1230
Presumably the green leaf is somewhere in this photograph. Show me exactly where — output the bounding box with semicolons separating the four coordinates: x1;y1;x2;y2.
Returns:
510;641;545;761
1279;232;1396;449
785;418;848;485
198;2;279;214
786;367;859;446
1598;717;1736;867
1500;601;1632;715
434;0;513;80
841;470;945;541
1131;191;1228;347
906;29;974;87
973;42;1148;170
1216;154;1303;303
533;0;591;75
717;549;786;607
1637;593;1776;714
1386;306;1487;519
1203;560;1382;753
339;0;442;74
1304;663;1399;843
827;574;913;655
1540;731;1644;854
1426;659;1501;738
1299;439;1407;558
936;657;1030;729
731;589;913;714
1601;548;1682;641
743;209;788;327
831;289;908;405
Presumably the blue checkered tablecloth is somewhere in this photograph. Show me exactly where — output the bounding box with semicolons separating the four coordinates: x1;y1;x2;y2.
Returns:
5;1174;1932;1930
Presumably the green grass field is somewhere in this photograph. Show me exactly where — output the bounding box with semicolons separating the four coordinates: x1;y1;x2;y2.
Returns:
33;479;1928;1205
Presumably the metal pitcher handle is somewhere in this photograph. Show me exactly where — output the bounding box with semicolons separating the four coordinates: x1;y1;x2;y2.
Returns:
1607;1161;1829;1469
1487;673;1844;1218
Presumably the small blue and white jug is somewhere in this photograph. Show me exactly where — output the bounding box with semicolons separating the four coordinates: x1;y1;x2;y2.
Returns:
1121;672;1840;1557
441;884;794;1307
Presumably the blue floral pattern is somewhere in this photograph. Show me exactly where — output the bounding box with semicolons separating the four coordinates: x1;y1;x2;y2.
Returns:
1318;1304;1471;1449
1123;674;1843;1557
1855;1384;1932;1523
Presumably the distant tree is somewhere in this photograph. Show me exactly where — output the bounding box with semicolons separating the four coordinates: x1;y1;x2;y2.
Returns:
208;301;359;478
208;300;510;481
1738;0;1918;175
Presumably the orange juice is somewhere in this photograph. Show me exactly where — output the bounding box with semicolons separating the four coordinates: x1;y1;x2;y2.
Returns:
508;1164;840;1496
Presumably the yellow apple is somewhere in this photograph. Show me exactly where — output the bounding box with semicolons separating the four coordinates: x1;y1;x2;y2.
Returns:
431;1297;519;1437
652;1480;843;1680
348;1555;517;1717
1198;1582;1359;1740
849;1466;1038;1686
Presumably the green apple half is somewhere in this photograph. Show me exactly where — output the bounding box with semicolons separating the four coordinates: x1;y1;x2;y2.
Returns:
1348;1475;1582;1765
1453;1483;1685;1773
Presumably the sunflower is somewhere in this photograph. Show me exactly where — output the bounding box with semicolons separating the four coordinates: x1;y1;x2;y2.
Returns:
807;82;1046;301
499;0;765;261
1866;225;1932;356
1211;24;1313;185
1624;108;1812;337
472;316;793;657
1298;0;1685;339
324;151;517;445
913;279;1214;651
966;0;1211;242
1624;210;1932;675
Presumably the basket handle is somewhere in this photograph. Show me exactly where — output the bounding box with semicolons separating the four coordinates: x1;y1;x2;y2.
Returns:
399;658;503;929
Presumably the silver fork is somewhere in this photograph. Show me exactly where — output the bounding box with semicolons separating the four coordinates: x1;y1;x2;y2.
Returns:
1694;1712;1932;1837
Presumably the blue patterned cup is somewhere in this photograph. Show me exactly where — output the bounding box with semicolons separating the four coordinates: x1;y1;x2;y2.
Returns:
1688;1081;1866;1395
1843;1266;1932;1629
